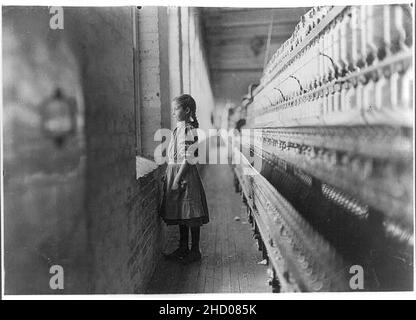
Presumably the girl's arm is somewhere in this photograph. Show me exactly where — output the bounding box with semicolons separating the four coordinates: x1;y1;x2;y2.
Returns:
172;160;189;189
172;125;195;190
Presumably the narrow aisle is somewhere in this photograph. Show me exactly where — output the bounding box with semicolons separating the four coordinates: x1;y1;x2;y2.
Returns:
146;164;270;294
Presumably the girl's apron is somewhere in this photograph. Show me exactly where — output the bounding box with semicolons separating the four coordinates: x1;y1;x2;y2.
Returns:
159;123;209;227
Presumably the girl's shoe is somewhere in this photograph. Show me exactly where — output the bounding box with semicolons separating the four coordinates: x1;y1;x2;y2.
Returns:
164;247;190;260
181;250;202;265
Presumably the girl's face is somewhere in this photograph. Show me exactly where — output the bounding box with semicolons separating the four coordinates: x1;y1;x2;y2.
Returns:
171;100;189;122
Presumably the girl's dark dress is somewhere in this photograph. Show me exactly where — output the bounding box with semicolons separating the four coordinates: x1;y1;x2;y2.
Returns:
160;121;209;227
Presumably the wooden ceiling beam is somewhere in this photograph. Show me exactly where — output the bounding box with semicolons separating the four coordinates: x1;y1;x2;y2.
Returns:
202;8;308;27
206;33;291;43
205;19;299;30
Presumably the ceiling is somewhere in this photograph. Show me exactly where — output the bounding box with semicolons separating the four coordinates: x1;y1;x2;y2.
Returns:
201;7;309;107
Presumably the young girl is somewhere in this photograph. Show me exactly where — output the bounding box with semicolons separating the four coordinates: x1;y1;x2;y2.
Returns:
160;94;209;264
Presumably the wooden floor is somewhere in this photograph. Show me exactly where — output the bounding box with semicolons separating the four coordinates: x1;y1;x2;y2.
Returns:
146;164;270;294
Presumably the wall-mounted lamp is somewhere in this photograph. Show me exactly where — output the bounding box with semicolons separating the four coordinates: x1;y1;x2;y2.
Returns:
40;88;77;148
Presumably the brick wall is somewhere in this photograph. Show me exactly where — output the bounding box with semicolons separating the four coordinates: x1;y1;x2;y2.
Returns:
66;7;167;293
127;166;166;292
137;7;163;158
